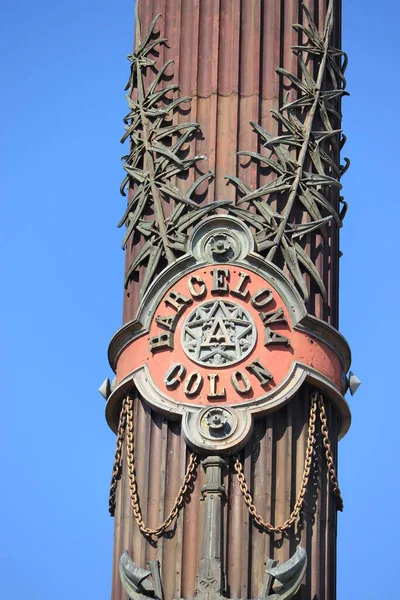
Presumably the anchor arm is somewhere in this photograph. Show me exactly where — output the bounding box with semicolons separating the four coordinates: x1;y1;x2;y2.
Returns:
120;550;163;600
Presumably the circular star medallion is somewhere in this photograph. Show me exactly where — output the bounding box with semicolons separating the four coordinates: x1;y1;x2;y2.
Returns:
181;299;257;367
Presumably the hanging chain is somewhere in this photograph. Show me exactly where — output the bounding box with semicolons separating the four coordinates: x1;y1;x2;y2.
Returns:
318;395;344;511
234;392;317;533
123;395;198;538
110;391;341;534
109;397;128;517
234;391;343;534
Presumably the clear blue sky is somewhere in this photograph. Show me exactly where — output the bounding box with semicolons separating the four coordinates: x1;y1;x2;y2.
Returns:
1;0;398;598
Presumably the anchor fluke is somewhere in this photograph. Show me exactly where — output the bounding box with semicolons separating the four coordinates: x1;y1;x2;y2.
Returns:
262;546;307;599
119;551;163;600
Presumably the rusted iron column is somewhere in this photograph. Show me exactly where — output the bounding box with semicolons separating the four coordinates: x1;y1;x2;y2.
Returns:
103;1;353;599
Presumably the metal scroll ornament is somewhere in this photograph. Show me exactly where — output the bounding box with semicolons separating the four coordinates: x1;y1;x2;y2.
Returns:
119;0;349;306
119;4;229;299
226;1;349;302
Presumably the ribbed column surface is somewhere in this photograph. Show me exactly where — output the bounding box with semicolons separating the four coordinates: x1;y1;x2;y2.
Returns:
113;2;344;599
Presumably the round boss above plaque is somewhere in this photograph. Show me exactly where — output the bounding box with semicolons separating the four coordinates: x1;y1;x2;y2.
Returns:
107;216;351;453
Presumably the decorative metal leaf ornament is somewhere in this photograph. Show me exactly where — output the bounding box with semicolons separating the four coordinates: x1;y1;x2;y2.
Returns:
226;0;349;302
119;7;225;298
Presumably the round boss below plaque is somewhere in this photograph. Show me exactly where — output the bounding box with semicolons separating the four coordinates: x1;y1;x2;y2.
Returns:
198;407;237;441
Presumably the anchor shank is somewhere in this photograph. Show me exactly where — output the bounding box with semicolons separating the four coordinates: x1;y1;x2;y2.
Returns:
197;456;226;600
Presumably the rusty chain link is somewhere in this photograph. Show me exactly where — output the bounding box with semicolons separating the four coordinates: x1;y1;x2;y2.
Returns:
109;397;128;517
318;395;343;511
125;395;199;537
234;392;317;533
109;394;199;538
110;391;342;535
234;391;343;534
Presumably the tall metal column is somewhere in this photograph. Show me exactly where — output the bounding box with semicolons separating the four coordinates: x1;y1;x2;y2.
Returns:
102;1;355;599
